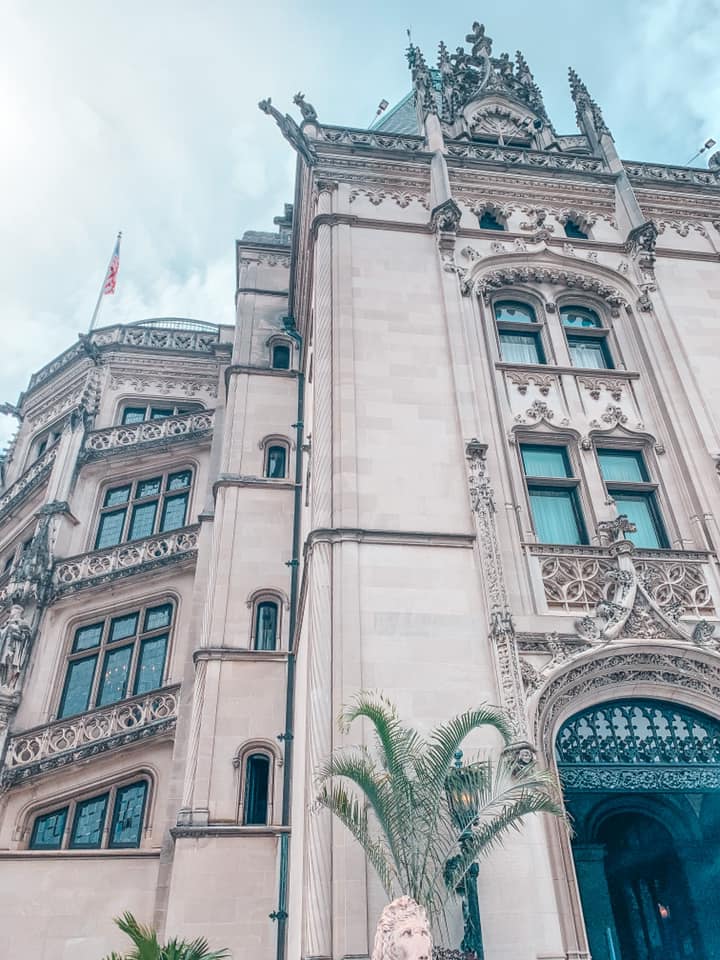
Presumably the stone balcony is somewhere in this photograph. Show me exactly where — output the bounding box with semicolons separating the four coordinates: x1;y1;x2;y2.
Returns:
526;543;717;617
2;684;180;786
0;443;58;522
53;524;200;595
81;410;214;462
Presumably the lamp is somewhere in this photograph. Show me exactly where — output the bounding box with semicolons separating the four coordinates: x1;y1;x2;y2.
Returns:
445;750;485;959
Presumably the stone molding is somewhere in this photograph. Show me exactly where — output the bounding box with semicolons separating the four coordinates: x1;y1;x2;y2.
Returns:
171;824;291;839
0;444;58;520
52;525;199;596
193;648;288;664
81;411;214;461
2;683;180;786
303;527;475;552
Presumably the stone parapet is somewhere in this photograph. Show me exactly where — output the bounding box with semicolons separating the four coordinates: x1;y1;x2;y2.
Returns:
0;443;58;521
81;410;214;461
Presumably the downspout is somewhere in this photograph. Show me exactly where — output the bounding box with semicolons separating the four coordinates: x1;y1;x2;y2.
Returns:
273;314;304;960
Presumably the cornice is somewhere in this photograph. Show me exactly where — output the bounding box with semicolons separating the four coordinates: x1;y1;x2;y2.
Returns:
193;647;288;664
304;527;475;551
171;824;291;839
225;365;298;388
212;475;296;497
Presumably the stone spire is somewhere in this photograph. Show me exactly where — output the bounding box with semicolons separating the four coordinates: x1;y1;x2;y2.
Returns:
568;67;610;138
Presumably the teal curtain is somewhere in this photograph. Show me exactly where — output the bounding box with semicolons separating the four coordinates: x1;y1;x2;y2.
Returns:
521;446;570;478
598;450;646;483
529;488;583;544
499;332;542;363
612;495;663;548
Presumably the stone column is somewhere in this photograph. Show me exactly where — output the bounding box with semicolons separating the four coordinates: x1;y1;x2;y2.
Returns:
302;181;336;960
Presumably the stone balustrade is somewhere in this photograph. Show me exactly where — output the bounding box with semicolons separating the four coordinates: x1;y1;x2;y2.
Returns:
82;410;214;459
527;543;717;617
0;444;58;520
53;524;200;594
3;684;180;785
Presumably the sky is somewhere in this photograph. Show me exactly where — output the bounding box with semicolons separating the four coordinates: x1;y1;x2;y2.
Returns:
1;0;719;446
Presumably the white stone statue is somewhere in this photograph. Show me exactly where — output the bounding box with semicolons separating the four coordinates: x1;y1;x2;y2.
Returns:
0;604;32;693
372;896;432;960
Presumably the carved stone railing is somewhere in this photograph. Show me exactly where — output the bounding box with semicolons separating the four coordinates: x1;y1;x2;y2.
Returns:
82;410;214;460
2;684;180;786
0;443;58;520
527;543;717;617
624;160;720;187
53;525;199;595
316;125;425;154
27;324;221;392
446;141;606;173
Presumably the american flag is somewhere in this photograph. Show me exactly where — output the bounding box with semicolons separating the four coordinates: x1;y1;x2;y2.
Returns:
103;234;121;294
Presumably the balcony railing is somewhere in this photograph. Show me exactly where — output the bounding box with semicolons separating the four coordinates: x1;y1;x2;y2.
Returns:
2;684;180;785
527;543;717;617
82;410;214;459
0;444;58;520
53;524;199;594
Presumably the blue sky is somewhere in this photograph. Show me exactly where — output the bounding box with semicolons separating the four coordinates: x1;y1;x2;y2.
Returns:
1;0;719;444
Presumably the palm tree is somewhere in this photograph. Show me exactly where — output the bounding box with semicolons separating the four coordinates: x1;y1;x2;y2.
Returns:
103;912;230;960
316;692;564;935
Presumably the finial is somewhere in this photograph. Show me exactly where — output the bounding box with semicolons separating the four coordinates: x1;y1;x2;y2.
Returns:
568;67;610;137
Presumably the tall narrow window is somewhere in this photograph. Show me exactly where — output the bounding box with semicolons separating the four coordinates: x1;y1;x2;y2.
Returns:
271;343;291;370
244;754;271;825
254;601;279;651
561;305;613;369
58;603;172;718
520;444;587;545
29;780;148;851
597;449;668;549
494;301;546;365
94;471;192;549
265;445;287;479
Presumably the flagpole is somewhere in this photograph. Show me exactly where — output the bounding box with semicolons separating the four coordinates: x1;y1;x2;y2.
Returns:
88;231;122;333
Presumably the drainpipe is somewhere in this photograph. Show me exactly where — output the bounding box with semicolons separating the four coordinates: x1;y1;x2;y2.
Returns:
272;314;303;960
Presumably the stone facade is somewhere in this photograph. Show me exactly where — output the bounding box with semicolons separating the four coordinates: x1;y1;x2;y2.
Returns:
1;19;720;960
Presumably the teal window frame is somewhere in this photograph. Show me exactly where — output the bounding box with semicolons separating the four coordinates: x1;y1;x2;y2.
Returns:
265;445;288;479
596;448;669;549
271;343;291;370
520;443;588;545
57;603;173;719
120;403;200;425
94;470;192;549
560;305;614;369
254;600;280;651
494;300;547;366
29;780;149;851
478;210;505;231
243;753;271;825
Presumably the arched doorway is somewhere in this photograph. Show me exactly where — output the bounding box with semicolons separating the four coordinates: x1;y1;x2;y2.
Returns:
556;698;720;960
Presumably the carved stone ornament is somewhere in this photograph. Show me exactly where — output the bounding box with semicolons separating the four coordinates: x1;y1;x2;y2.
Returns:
473;265;627;313
430;198;462;234
578;376;625;402
372;897;432;960
258;97;317;166
468;104;529;144
568;67;610;137
292;91;317;122
0;605;32;694
506;370;554;396
624;220;658;275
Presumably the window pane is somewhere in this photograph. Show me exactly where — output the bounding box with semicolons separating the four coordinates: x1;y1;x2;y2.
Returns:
104;486;131;508
59;655;98;718
563;222;588;240
256;602;278;651
167;470;191;491
109;613;139;643
494;301;536;324
122;407;146;425
561;307;601;328
70;794;108;849
97;645;132;706
129;501;158;540
479;211;504;230
144;604;172;631
150;408;173;419
266;447;287;479
521;446;570;478
110;782;147;848
134;635;168;694
160;493;188;532
95;508;127;549
136;477;162;498
611;494;665;549
568;337;610;369
499;331;542;364
272;344;291;370
244;754;270;825
529;488;584;545
73;622;103;652
30;808;68;850
597;449;647;483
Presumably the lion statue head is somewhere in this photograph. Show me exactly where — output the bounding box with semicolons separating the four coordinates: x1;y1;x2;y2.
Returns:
371;896;432;960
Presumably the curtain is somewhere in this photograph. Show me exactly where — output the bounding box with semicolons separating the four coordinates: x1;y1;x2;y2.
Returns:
500;332;541;364
612;495;662;549
530;488;583;544
522;446;569;478
598;451;645;483
569;339;608;369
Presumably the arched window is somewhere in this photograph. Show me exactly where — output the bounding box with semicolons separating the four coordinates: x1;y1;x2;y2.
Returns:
254;600;279;651
271;343;291;370
493;300;546;365
560;305;613;369
563;220;589;240
243;753;271;825
478;210;505;231
265;445;287;479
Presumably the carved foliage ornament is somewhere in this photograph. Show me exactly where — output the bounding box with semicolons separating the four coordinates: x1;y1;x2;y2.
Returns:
472;266;627;312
